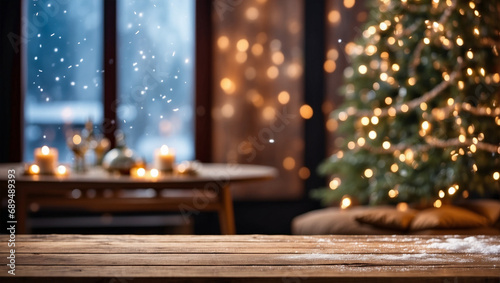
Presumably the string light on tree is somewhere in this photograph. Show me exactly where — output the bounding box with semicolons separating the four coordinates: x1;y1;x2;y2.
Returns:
314;0;500;207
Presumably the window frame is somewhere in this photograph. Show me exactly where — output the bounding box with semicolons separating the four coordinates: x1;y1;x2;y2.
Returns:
9;0;212;163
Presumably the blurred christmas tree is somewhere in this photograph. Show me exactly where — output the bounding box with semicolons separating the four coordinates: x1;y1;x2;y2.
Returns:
314;0;500;207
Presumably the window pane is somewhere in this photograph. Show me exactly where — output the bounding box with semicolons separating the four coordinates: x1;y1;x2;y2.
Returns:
24;0;103;162
117;0;195;163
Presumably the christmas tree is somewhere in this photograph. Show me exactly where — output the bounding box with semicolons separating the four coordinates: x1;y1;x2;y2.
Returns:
314;0;500;207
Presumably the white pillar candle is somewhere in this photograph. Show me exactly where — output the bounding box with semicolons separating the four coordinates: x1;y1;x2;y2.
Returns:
154;145;175;171
34;146;58;174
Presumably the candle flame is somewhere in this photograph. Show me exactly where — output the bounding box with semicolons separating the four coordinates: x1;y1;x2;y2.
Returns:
160;145;169;155
41;146;50;155
150;168;159;178
57;165;67;175
30;164;40;174
137;168;146;177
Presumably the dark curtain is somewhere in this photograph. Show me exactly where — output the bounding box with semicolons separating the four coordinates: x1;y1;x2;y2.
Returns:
0;1;22;163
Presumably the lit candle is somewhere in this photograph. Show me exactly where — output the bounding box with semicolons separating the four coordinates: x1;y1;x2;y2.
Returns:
56;165;69;176
28;164;40;175
34;146;58;174
130;167;147;178
154;145;175;172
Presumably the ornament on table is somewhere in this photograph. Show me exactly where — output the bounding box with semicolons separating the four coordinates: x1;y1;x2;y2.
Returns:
82;118;110;166
175;160;201;175
102;130;144;175
66;130;89;173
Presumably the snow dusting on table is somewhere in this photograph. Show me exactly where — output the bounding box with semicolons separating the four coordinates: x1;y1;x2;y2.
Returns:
427;236;500;254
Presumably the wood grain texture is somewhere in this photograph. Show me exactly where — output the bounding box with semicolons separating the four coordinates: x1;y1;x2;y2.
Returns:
0;235;499;282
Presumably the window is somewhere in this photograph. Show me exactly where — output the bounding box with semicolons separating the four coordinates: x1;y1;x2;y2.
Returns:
23;0;195;164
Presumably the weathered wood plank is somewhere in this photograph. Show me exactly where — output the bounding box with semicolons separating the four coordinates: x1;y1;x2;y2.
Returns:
4;236;500;255
9;234;500;244
2;241;481;254
1;265;499;278
1;253;498;266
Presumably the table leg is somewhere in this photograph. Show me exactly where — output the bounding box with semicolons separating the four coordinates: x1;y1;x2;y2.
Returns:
17;187;28;234
218;185;236;235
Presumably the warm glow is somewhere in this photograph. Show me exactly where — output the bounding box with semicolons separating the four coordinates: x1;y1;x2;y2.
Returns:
245;7;259;20
361;117;370;126
29;164;40;174
326;118;338;132
277;91;290;105
150;169;159;178
251;44;264;56
160;145;169;155
408;77;416;86
283;157;296;170
137;168;146;177
358;65;367;74
368;131;377;140
341;197;352;209
329;177;341;190
438;190;445;198
217;36;229;50
300;104;314;119
41;146;50;155
456;37;464;46
262;106;276;120
236;39;249;52
357;137;366;147
221;103;235;118
397;202;408;212
72;135;82;145
390;163;398;173
421;121;430;131
324;60;337;73
493;172;500;180
267;66;279;79
272;52;285;65
343;0;355;9
382;141;391;150
220;78;236;94
433;199;442;208
57;165;67;175
364;168;373;178
371;116;379;125
328;10;341;24
388;189;398;198
298;167;310;180
448;186;457;195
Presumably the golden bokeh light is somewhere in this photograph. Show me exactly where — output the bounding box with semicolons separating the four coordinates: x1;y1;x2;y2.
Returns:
220;77;236;94
283;157;296;170
324;60;337;73
267;66;279;79
251;43;264;56
341;196;352;209
328;10;341;24
272;52;285;65
300;104;313;119
298;167;310;180
262;106;276;120
221;103;235;118
217;36;229;50
344;0;355;9
236;39;249;52
278;91;290;105
245;7;259;20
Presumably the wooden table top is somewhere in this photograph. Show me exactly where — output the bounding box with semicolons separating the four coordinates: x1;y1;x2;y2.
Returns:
0;163;277;189
1;234;499;282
